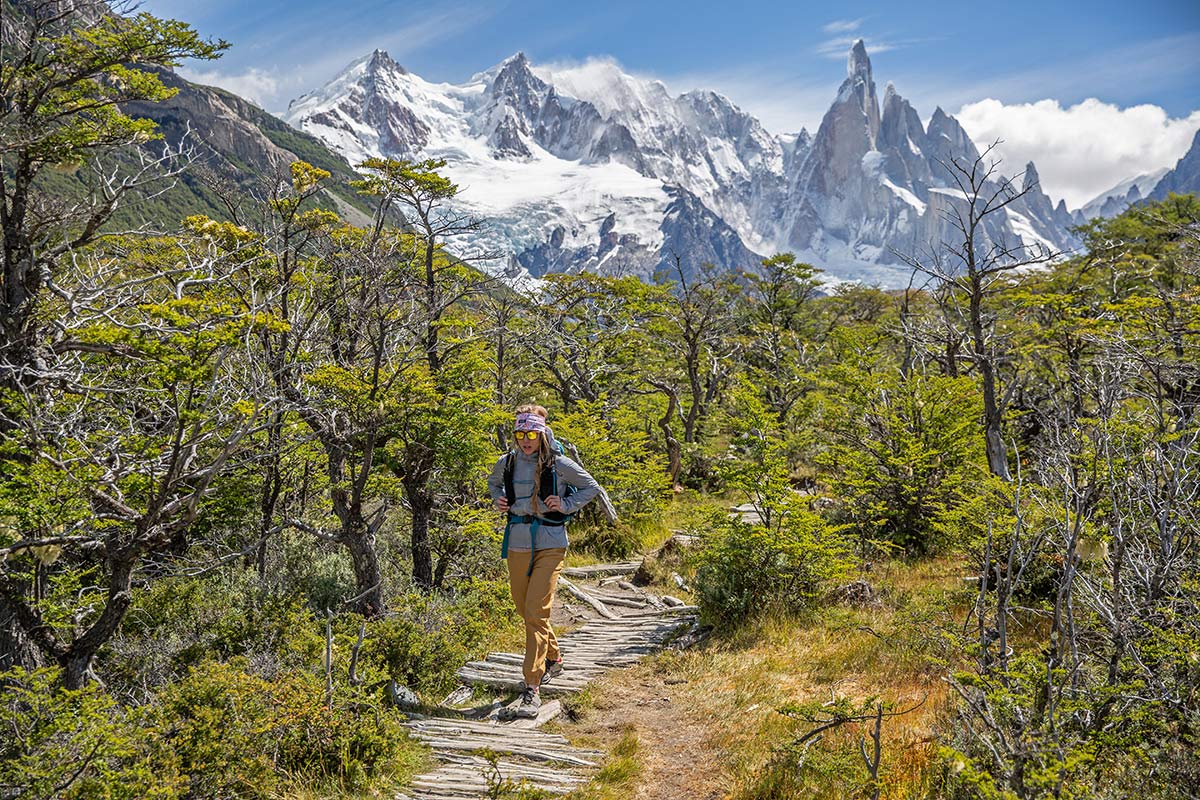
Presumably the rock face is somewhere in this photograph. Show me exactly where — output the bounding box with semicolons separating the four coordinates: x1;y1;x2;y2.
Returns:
284;41;1084;285
1149;130;1200;202
114;67;369;225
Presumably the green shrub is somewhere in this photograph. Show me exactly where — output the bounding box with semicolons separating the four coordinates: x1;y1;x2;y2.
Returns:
694;496;853;626
155;659;418;797
815;363;989;555
0;667;184;799
104;572;322;697
365;578;517;698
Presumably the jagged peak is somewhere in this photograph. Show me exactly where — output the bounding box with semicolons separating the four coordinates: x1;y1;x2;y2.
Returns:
848;39;871;80
493;51;537;79
883;81;897;101
366;49;406;75
1023;161;1041;191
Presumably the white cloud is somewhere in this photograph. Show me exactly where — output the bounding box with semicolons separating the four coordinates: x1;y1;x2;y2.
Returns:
180;66;280;108
815;35;897;59
822;18;863;34
955;98;1200;210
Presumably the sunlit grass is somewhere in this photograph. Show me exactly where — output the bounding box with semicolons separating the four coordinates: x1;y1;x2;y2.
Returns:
567;556;972;799
563;727;641;800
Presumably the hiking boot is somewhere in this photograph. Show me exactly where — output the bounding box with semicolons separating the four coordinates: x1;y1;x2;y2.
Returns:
541;658;564;685
514;685;541;719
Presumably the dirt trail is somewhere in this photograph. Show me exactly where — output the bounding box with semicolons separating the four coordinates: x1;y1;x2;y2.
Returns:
561;660;732;800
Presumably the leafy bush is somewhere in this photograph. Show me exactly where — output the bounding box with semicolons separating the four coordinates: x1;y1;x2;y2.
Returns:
155;659;419;797
694;497;853;625
364;578;517;698
697;383;854;625
0;667;184;799
814;354;989;555
104;572;322;697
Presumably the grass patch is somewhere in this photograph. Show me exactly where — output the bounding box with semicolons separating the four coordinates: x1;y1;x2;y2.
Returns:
574;557;970;799
565;727;642;800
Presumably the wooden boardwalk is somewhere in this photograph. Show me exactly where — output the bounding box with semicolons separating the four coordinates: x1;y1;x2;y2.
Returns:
396;562;697;800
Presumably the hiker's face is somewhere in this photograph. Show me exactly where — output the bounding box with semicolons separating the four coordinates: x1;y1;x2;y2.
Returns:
515;429;540;455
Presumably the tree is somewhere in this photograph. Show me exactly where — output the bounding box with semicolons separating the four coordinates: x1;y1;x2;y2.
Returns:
0;0;226;674
739;253;822;427
0;220;273;686
0;0;225;392
644;257;739;485
898;145;1061;481
351;158;496;588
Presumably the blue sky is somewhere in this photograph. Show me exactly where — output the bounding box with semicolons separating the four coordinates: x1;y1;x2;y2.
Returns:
142;0;1200;207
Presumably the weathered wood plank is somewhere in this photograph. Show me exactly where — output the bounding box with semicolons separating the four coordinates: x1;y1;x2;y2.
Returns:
560;561;642;578
558;577;618;619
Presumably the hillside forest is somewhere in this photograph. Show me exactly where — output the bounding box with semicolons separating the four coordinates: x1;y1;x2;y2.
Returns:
0;2;1197;799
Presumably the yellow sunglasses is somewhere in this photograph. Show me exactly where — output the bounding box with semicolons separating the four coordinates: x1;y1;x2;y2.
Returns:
514;430;541;440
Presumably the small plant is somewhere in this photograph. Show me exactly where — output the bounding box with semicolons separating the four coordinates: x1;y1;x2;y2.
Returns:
479;748;555;799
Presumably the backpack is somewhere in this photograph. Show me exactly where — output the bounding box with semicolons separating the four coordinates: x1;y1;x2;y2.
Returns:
502;444;578;526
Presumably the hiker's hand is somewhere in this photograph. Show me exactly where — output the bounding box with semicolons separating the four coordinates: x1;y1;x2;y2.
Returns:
545;495;563;512
495;497;509;512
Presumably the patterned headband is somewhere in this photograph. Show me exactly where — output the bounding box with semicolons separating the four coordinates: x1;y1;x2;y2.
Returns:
515;412;548;433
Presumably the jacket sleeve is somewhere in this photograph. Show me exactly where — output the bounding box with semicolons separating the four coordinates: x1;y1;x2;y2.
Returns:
555;456;602;514
487;454;508;503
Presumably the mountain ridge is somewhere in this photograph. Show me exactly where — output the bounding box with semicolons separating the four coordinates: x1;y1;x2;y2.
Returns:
281;42;1100;284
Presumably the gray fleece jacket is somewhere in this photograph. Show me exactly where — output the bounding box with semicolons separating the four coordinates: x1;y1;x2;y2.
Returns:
487;445;601;552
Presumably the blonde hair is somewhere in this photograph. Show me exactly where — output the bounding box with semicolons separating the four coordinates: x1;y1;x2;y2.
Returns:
516;404;552;514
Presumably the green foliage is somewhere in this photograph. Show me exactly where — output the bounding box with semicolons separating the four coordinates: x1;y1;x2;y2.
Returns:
363;579;518;698
814;329;990;554
694;503;853;626
696;382;853;624
0;667;185;799
3;4;226;168
104;572;323;697
155;659;420;797
553;398;670;557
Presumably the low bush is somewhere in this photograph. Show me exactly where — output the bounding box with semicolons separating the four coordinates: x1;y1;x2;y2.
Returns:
694;496;853;626
0;667;185;799
155;659;421;798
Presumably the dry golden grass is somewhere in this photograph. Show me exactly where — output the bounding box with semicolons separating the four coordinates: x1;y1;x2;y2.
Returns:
560;556;975;800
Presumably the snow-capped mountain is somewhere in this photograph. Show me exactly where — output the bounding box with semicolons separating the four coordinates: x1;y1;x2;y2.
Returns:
285;43;1078;285
1080;169;1170;219
777;41;1077;277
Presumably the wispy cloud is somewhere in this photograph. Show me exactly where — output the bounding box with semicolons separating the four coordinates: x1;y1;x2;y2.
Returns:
822;18;863;35
179;66;279;108
816;35;892;58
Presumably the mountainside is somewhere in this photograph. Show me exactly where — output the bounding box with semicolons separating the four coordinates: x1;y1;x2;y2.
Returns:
45;67;374;231
284;43;1080;285
1080;168;1170;219
1148;129;1200;203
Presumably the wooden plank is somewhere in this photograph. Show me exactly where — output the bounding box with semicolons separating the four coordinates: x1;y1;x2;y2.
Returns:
560;561;642;578
507;698;562;729
558;577;618;619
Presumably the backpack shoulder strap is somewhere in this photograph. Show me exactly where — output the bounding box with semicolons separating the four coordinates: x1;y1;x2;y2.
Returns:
503;451;516;506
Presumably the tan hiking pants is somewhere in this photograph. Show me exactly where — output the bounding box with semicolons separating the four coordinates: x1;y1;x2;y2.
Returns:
507;547;566;687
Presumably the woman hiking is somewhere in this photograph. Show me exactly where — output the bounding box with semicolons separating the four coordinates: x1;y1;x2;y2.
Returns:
488;404;601;719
